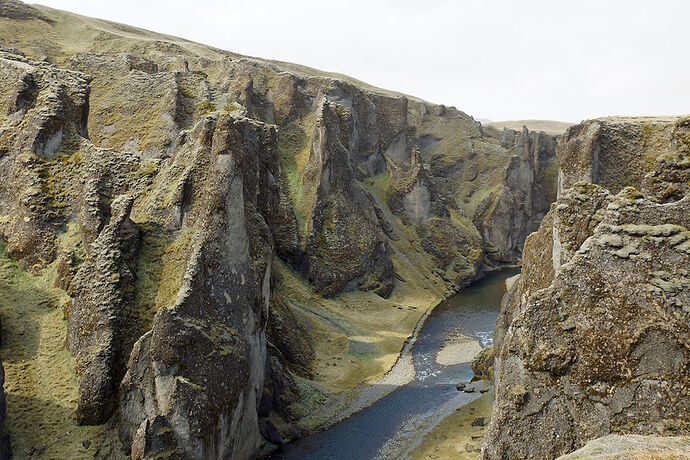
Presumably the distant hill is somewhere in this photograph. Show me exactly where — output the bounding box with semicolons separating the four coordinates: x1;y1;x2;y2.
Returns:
485;119;574;135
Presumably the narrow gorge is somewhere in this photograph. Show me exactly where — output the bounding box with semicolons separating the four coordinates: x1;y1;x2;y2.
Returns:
0;1;688;459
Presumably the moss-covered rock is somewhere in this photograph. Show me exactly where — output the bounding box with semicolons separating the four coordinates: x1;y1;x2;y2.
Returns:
556;435;690;459
484;117;690;460
470;345;495;382
557;116;681;195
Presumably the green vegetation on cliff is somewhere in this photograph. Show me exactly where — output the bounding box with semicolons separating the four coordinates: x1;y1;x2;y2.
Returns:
0;237;112;458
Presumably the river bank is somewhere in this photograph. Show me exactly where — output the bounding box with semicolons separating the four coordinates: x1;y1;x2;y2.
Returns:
409;392;494;460
269;267;517;459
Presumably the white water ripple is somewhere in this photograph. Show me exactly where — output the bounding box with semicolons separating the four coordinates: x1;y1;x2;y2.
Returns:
475;330;494;347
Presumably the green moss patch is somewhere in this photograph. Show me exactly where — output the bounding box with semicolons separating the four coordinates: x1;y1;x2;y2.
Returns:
0;238;108;458
277;117;315;245
132;226;195;335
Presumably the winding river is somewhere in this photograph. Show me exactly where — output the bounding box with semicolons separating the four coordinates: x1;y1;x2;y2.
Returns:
269;268;518;460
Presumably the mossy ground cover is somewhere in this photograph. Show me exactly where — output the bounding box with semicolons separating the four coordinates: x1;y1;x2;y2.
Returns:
85;71;175;155
132;226;195;335
0;5;227;67
539;157;560;204
0;238;108;459
37;149;84;212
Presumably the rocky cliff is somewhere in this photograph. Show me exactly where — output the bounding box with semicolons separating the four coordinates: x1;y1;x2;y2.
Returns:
0;1;560;458
484;116;690;459
0;45;285;458
477;126;558;262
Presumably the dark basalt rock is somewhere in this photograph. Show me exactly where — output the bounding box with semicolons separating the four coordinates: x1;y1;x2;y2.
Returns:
67;194;140;425
475;127;559;263
117;115;281;459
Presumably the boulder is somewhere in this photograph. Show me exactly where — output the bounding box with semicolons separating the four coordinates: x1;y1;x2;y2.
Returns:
470;345;495;382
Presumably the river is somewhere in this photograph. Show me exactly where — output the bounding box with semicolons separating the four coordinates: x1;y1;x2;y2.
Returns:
268;267;518;460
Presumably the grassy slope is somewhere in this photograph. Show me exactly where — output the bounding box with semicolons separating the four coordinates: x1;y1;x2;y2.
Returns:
2;3;418;103
0;237;115;459
276;243;446;429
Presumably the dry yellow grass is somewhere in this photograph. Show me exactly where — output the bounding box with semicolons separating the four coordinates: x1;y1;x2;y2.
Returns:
274;233;450;430
410;392;494;460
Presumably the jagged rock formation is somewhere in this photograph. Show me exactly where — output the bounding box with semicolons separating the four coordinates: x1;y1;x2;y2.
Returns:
484;116;690;460
119;115;281;459
0;46;286;457
68;194;140;425
0;0;560;296
0;1;562;457
477;126;558;262
557;116;681;195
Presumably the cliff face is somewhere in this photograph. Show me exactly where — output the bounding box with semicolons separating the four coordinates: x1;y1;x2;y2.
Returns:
0;47;284;458
557;117;681;196
477;126;558;262
0;1;560;457
484;116;690;459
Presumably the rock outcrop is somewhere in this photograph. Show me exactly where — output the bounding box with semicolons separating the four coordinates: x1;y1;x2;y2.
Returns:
470;345;495;382
484;116;690;459
0;47;285;458
302;98;394;297
477;127;558;262
557;117;680;195
67;194;140;425
556;434;690;459
0;48;91;269
119;115;280;459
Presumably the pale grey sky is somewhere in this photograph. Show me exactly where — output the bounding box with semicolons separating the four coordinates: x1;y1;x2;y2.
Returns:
34;0;689;122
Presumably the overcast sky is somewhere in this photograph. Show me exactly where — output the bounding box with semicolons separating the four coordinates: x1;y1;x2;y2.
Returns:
34;0;689;122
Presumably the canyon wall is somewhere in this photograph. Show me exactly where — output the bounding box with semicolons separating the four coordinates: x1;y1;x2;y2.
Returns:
484;116;690;459
0;1;561;457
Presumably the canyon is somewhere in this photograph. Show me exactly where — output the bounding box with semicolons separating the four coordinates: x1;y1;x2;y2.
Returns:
0;1;688;459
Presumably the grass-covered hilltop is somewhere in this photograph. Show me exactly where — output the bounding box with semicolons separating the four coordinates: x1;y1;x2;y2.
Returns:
0;0;688;459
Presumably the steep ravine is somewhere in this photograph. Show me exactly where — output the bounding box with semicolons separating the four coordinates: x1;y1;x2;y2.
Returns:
4;2;684;459
0;1;562;458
